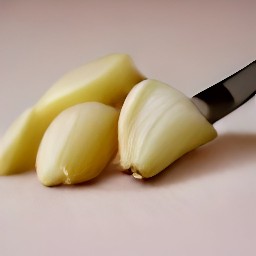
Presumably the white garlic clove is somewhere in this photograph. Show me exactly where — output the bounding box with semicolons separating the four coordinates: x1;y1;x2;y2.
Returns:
36;102;119;186
0;108;37;174
118;79;217;178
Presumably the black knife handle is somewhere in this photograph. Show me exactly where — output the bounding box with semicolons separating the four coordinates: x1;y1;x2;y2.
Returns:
192;60;256;123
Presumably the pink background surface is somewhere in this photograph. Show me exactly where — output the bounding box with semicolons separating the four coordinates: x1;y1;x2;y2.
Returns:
0;1;255;255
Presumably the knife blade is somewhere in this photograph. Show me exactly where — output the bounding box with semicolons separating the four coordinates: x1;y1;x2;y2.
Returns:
191;60;256;124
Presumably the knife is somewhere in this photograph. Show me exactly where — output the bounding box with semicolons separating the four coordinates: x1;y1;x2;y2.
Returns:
191;60;256;124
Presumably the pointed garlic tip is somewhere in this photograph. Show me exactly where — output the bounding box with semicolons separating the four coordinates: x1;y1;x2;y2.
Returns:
132;172;143;179
118;79;217;179
36;102;119;186
0;53;144;175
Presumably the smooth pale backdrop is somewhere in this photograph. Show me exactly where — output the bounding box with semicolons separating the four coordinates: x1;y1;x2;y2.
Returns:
0;1;255;256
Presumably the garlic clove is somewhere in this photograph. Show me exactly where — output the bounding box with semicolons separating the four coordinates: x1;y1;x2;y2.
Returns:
36;102;119;186
35;53;145;114
118;79;217;178
0;108;37;175
0;53;144;175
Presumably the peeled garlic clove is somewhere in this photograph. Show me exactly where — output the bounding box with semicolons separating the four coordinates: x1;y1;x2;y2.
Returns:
36;102;118;186
36;53;145;113
0;109;37;175
118;79;217;178
0;53;144;175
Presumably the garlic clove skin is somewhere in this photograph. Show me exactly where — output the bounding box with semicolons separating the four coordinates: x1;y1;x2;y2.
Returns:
118;79;217;178
0;53;144;175
36;102;119;186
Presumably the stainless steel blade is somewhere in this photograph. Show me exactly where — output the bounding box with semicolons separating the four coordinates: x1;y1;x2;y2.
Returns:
192;60;256;123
